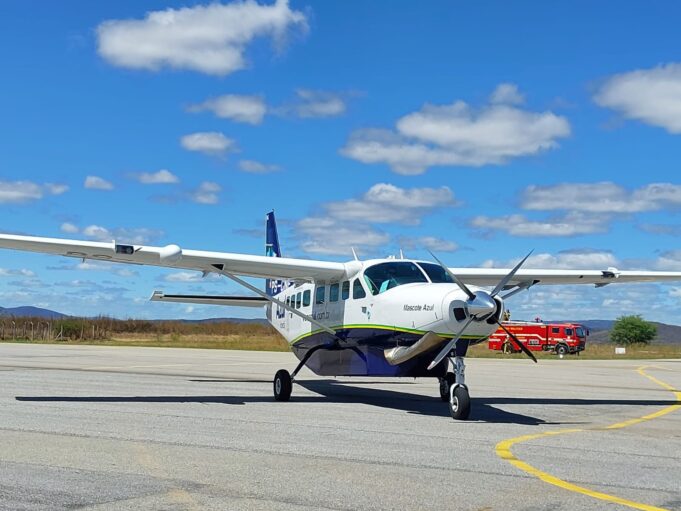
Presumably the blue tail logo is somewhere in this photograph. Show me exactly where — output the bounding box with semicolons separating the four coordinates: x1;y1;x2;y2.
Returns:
266;211;285;297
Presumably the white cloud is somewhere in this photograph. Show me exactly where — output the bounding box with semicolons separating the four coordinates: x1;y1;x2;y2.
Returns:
187;94;266;124
96;0;308;76
0;180;68;203
323;183;457;225
522;182;681;213
399;236;458;253
190;181;221;204
79;225;164;244
84;175;114;190
277;89;347;118
0;268;36;277
480;249;619;270
293;183;457;255
489;83;525;105
238;159;281;173
296;217;389;256
164;271;219;282
133;169;179;184
180;132;236;156
594;63;681;133
341;85;570;174
60;222;79;234
45;183;69;195
471;212;610;237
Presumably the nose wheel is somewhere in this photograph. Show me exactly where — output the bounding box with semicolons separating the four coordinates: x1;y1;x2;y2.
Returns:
449;385;471;420
446;355;471;420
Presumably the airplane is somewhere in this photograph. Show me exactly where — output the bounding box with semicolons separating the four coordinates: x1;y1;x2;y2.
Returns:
2;211;681;420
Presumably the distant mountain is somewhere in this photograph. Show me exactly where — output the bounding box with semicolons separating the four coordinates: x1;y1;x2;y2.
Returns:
0;305;266;324
551;319;681;345
0;306;66;319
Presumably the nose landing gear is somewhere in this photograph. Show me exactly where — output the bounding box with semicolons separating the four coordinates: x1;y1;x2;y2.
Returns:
447;355;470;420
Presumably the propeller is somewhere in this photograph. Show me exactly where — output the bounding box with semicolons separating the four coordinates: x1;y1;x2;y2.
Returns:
427;316;475;370
427;250;536;369
496;320;537;363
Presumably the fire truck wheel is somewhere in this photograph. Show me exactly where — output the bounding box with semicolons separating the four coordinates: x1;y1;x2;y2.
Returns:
556;344;569;356
439;373;456;401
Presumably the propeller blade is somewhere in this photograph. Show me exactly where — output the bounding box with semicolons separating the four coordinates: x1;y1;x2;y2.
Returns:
497;321;537;363
490;250;534;298
427;316;475;370
428;250;476;300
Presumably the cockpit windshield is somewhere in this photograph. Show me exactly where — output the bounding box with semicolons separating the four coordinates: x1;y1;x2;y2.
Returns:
416;262;454;284
363;262;428;295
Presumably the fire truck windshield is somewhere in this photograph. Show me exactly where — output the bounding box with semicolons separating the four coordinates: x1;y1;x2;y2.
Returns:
576;327;586;337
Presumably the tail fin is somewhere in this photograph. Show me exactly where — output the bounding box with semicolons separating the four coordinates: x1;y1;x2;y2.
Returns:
265;211;283;296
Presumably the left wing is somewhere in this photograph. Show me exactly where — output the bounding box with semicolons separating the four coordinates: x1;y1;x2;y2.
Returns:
0;233;347;282
453;267;681;287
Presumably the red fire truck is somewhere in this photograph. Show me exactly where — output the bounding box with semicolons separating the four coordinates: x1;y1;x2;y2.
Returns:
488;321;588;355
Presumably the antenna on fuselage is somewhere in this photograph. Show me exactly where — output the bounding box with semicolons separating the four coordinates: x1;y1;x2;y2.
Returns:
399;248;405;259
351;247;359;261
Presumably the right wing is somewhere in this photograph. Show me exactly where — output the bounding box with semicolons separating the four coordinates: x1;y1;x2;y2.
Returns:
0;233;347;282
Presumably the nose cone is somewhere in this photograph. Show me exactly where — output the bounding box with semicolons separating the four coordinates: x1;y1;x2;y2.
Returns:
466;291;497;320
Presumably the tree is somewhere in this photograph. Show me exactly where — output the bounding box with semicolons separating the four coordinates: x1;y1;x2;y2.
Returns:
610;315;657;345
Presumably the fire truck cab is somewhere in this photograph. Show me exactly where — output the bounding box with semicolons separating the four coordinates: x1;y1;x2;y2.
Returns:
488;320;588;355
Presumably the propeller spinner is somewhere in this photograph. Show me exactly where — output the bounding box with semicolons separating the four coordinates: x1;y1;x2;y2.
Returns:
427;250;536;370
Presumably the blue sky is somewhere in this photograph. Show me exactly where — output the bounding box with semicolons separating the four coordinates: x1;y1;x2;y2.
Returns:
2;0;681;322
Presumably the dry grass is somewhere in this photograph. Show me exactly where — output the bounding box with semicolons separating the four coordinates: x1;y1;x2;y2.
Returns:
467;342;681;360
3;332;290;351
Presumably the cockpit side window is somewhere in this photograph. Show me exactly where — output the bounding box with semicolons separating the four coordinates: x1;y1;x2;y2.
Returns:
417;262;454;284
363;262;428;295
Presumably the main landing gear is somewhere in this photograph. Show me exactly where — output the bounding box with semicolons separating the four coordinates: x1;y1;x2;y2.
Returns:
440;355;470;420
273;344;327;401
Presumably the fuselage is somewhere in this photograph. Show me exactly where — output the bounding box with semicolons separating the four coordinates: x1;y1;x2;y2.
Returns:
266;258;502;377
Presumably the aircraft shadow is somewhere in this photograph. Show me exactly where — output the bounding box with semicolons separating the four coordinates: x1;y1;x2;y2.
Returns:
16;380;678;427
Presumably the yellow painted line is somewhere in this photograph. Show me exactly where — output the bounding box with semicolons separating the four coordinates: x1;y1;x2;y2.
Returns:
495;365;681;511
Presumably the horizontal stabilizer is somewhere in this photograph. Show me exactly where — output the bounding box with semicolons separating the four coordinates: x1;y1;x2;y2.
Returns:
150;291;268;307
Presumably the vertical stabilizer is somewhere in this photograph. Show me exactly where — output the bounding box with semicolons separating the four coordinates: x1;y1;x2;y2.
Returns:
265;211;284;296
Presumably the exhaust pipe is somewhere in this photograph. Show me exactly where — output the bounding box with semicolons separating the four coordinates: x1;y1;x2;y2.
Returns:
384;331;446;366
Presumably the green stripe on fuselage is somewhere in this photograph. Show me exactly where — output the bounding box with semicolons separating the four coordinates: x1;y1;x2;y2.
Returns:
289;324;480;345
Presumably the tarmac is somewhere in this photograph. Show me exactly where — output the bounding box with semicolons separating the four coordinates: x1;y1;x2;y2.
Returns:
0;343;679;511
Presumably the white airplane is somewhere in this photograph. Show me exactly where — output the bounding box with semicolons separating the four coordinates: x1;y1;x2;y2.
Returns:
1;211;680;420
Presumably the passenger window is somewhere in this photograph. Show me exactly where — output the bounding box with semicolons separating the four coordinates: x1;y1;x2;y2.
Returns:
295;292;301;309
341;281;350;300
353;278;366;299
551;327;560;334
315;286;325;305
303;290;311;307
329;283;339;302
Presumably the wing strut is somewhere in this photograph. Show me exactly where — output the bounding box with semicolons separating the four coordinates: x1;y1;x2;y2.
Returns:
211;264;337;336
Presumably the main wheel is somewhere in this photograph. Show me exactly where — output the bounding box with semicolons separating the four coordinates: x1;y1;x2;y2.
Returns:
449;385;471;420
273;369;292;401
439;373;456;401
556;344;568;356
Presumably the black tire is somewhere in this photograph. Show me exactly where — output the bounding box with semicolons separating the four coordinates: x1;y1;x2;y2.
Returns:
273;369;292;401
556;344;568;356
449;385;471;420
439;373;456;401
